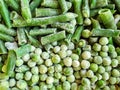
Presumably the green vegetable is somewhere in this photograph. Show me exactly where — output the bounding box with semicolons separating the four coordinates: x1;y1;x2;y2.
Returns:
0;0;11;28
41;31;66;45
5;50;16;76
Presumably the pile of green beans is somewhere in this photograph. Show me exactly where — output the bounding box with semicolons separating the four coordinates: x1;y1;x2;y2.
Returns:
0;0;120;90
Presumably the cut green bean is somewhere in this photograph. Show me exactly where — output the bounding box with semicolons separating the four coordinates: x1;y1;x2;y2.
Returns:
72;25;83;42
25;30;41;47
58;0;68;13
0;24;16;36
35;8;61;17
0;0;11;28
5;0;20;12
29;28;56;36
0;40;7;54
73;0;83;25
15;44;31;58
30;0;41;12
12;12;77;27
0;33;14;42
82;0;90;18
5;50;16;76
98;9;117;30
41;31;66;45
41;0;72;10
20;0;32;21
91;28;120;37
51;22;75;33
17;28;27;46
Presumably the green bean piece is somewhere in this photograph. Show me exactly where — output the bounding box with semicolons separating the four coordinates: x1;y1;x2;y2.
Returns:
41;0;72;10
90;9;116;17
17;28;27;46
96;0;108;8
30;0;41;12
0;0;11;28
90;0;96;9
5;50;16;76
51;22;75;33
0;40;7;54
25;30;41;47
20;0;32;21
15;44;31;58
91;28;120;37
12;12;77;27
82;0;90;18
0;33;14;42
112;0;120;13
0;24;16;36
35;8;61;17
29;28;56;36
98;9;117;30
73;0;83;25
58;0;68;13
91;18;101;29
72;25;83;42
5;0;20;12
41;31;66;45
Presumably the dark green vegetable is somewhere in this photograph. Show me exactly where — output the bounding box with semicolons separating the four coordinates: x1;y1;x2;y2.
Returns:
98;9;117;30
41;31;66;45
12;13;78;27
51;22;75;33
0;24;16;36
5;50;16;76
20;0;32;21
0;0;11;28
0;33;14;42
91;18;101;29
73;0;83;25
25;30;41;47
30;0;42;12
82;0;90;18
91;28;120;37
17;28;27;46
5;0;20;12
41;0;72;10
35;8;61;17
0;40;7;54
72;26;83;42
58;0;68;13
29;28;56;36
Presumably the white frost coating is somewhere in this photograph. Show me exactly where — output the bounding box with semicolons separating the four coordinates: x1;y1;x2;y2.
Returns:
5;42;18;50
